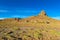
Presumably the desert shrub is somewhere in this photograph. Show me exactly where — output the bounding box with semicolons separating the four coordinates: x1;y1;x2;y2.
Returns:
26;20;29;22
46;21;50;24
2;37;8;40
7;31;13;34
17;38;22;40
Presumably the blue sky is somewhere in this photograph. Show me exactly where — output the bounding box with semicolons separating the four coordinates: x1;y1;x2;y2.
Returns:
0;0;60;20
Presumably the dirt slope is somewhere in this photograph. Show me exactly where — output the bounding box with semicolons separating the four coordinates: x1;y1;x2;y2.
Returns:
0;10;60;40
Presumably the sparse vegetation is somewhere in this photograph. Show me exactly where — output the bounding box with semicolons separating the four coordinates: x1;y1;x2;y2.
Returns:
0;10;60;40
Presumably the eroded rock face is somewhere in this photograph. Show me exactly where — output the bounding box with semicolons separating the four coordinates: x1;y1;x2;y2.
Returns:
0;10;60;40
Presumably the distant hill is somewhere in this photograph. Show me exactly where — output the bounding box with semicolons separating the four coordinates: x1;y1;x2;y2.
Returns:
0;10;60;40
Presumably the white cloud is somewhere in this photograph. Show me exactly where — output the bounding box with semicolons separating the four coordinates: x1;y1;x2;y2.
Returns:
0;10;39;13
0;18;4;20
0;10;8;12
16;10;39;13
12;15;29;18
52;16;60;20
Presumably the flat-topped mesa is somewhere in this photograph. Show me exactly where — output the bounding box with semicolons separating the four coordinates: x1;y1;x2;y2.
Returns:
38;10;47;16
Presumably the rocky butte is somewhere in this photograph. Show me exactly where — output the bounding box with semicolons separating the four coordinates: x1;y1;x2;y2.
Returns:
0;10;60;40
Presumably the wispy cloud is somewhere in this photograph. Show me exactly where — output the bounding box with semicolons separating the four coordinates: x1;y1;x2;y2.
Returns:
0;18;4;20
12;15;29;18
52;16;60;20
0;10;8;13
0;9;39;13
16;10;39;13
